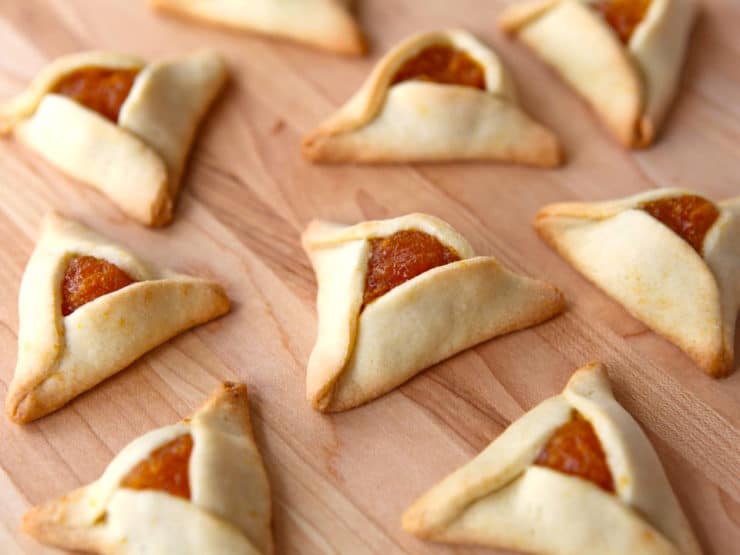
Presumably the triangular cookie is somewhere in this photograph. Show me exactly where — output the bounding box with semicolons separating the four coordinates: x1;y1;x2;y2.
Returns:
151;0;366;55
302;213;565;411
302;29;562;166
0;50;227;226
403;362;702;555
6;212;230;423
22;382;273;555
499;0;697;147
535;189;740;377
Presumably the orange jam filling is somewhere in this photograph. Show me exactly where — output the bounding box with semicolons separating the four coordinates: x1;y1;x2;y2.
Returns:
535;412;615;493
120;434;193;500
592;0;652;43
363;230;460;308
640;194;719;253
391;45;486;90
52;67;139;123
61;255;136;317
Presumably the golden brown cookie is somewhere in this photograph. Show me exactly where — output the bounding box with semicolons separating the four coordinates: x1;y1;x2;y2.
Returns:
302;213;565;411
303;29;562;166
151;0;366;55
23;383;273;555
0;50;227;226
499;0;697;147
6;212;230;423
403;362;702;555
535;189;740;377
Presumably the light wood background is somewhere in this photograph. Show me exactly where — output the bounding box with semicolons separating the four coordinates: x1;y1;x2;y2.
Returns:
0;1;738;554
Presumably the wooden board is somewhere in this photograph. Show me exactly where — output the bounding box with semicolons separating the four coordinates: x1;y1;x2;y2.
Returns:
0;1;738;553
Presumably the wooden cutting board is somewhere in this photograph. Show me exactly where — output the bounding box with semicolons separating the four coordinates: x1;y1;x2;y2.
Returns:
0;1;738;553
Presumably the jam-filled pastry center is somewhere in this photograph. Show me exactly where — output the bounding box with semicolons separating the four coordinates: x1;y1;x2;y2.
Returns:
52;67;140;123
391;45;486;90
363;230;460;308
535;412;615;493
120;434;193;500
591;0;652;43
61;255;136;317
640;194;720;254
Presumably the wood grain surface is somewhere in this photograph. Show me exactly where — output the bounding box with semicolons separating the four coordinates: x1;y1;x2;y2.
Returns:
0;1;738;554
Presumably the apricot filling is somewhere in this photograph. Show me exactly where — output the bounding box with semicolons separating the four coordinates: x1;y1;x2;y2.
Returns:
535;412;615;493
640;194;719;253
52;67;140;123
391;45;486;90
591;0;652;43
363;230;460;308
120;434;193;500
61;255;136;317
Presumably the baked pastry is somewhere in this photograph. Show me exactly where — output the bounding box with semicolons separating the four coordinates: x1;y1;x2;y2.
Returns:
403;362;702;555
0;50;227;226
535;189;740;377
151;0;366;56
6;212;230;424
499;0;697;147
22;382;273;555
302;213;565;411
302;29;562;166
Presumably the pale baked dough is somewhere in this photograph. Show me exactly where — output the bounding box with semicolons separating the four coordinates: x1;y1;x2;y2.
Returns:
22;382;273;555
535;188;740;377
302;29;562;166
151;0;366;55
0;50;228;226
403;362;702;555
5;212;230;424
499;0;697;147
302;213;565;411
